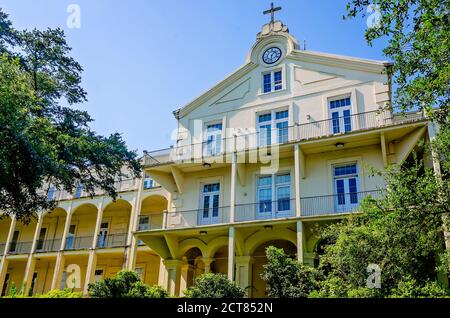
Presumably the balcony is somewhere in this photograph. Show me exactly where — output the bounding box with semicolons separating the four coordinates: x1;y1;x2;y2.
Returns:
35;239;62;253
96;233;127;249
8;241;33;255
65;236;93;251
144;108;426;166
300;190;383;217
152;190;383;230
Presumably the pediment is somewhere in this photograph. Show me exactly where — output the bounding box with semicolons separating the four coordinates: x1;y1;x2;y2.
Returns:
213;78;251;105
294;66;344;85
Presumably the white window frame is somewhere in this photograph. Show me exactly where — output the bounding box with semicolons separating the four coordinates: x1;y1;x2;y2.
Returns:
143;175;155;189
203;121;223;157
328;95;353;134
333;162;360;213
97;221;110;248
257;108;290;146
256;172;292;219
198;182;221;225
262;68;284;94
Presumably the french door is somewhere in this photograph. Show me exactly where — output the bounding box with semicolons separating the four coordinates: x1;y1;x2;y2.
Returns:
199;183;220;225
334;164;359;213
203;123;222;156
97;222;109;248
257;173;292;219
330;97;352;134
65;225;76;249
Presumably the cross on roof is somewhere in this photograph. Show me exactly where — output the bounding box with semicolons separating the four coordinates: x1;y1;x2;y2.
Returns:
263;2;282;24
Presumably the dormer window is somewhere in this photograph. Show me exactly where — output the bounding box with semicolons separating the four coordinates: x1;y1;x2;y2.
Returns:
263;69;283;93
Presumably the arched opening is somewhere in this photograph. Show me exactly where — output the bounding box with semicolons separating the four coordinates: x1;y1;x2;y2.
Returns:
10;212;39;255
0;216;12;255
251;240;297;298
100;199;132;249
139;195;167;231
210;246;228;275
69;203;97;250
180;247;203;291
38;208;67;253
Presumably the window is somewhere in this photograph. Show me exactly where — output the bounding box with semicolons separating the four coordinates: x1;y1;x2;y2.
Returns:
257;173;292;218
36;228;47;251
329;97;352;134
9;231;19;253
74;182;83;199
94;269;104;282
203;123;223;156
65;225;76;250
47;185;57;201
262;70;283;93
29;272;38;296
258;109;289;146
60;271;67;289
97;222;109;248
333;163;359;212
143;175;155;189
199;183;220;225
135;267;144;281
1;273;9;296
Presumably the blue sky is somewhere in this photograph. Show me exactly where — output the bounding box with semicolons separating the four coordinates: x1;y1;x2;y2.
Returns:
0;0;388;153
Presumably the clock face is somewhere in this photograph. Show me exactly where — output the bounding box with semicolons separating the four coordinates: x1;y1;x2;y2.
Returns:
262;47;282;64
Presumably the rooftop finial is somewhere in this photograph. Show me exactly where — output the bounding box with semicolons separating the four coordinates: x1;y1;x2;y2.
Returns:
263;2;282;24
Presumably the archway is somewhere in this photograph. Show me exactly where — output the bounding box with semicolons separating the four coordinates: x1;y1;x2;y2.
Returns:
251;240;297;298
69;203;97;250
39;207;67;253
100;199;132;248
180;247;203;293
139;195;168;231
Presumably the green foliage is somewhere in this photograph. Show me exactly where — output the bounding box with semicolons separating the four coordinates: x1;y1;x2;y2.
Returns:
37;289;83;298
0;9;140;223
184;273;245;298
314;153;450;298
88;270;168;298
261;246;322;298
389;278;450;298
345;0;449;122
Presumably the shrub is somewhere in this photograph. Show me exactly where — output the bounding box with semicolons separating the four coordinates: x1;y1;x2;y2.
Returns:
261;246;322;298
389;278;450;298
38;289;83;298
88;270;168;298
184;273;245;298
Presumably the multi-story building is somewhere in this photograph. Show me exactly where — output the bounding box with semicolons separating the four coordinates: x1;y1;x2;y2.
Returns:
0;16;437;298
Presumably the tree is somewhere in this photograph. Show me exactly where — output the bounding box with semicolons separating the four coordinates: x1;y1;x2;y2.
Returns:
261;246;322;298
184;273;245;298
88;270;168;298
314;153;450;297
0;9;141;223
345;0;449;122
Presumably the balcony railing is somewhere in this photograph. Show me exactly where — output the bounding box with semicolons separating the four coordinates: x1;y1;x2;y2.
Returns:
165;207;231;229
138;215;163;231
8;241;33;254
235;199;296;222
300;190;384;217
65;236;93;251
96;233;128;248
35;239;62;253
144;108;426;166
150;190;384;230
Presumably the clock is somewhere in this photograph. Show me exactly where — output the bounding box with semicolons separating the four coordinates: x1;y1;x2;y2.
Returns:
262;47;282;64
